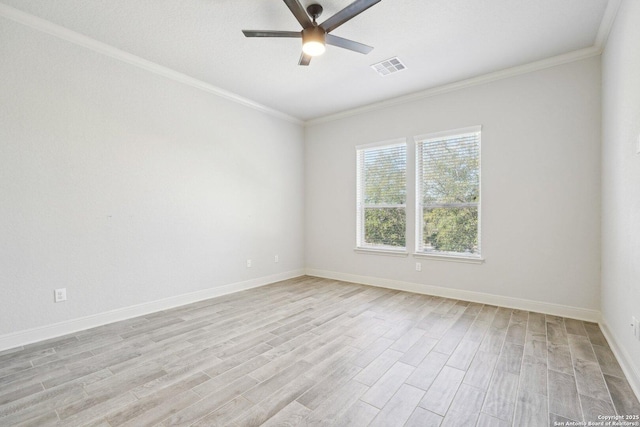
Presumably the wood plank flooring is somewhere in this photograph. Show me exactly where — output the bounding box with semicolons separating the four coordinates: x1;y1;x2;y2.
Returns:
1;276;639;426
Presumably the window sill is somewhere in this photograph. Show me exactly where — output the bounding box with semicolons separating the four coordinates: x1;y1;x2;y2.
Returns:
413;252;484;264
354;247;409;257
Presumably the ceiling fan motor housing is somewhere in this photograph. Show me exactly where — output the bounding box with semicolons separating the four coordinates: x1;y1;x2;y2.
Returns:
303;26;326;42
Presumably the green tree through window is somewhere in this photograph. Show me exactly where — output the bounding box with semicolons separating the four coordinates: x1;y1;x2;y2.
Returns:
357;142;406;248
417;129;481;256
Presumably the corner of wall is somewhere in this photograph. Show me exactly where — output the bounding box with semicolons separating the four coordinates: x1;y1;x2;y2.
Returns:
600;320;640;402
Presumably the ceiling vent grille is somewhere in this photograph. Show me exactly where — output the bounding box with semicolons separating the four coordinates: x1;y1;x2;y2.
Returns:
371;57;407;76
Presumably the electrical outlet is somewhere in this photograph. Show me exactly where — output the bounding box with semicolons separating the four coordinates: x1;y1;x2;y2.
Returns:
54;288;67;303
274;255;279;263
633;316;640;340
415;262;422;272
246;259;252;268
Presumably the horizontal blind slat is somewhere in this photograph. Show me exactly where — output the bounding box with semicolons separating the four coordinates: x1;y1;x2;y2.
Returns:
361;144;406;205
419;133;479;205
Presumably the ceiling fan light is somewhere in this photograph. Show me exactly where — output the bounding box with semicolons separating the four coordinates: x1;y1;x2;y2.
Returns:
303;40;326;56
302;26;326;57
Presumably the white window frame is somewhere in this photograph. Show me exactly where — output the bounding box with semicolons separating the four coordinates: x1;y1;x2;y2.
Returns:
414;126;483;263
356;139;408;255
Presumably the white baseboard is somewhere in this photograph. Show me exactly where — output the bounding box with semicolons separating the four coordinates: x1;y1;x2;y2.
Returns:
599;321;640;402
309;269;640;400
0;269;305;352
305;268;601;322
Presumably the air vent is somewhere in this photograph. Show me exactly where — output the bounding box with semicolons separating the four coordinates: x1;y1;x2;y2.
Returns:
371;57;407;76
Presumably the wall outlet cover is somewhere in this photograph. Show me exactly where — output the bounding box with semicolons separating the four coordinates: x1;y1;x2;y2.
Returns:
54;288;67;303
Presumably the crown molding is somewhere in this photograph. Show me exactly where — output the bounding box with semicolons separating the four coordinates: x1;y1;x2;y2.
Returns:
307;0;622;126
0;1;618;129
595;0;623;49
0;2;303;126
305;45;602;126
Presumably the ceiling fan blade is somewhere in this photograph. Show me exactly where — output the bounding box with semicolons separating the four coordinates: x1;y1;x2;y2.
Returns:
320;0;381;33
298;53;312;66
242;30;302;38
326;34;373;54
283;0;313;28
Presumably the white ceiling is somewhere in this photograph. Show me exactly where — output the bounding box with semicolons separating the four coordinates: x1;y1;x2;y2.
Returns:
1;0;612;121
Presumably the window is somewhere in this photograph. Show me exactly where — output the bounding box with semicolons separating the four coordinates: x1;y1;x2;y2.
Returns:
416;127;481;258
356;141;407;251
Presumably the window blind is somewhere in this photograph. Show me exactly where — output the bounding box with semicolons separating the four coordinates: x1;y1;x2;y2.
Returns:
356;142;406;249
416;129;480;255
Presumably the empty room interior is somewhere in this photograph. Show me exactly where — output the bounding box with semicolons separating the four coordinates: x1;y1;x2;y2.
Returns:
1;0;640;425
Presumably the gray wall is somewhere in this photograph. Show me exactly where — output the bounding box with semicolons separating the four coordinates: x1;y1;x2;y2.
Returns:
0;17;305;336
305;57;601;313
601;0;640;396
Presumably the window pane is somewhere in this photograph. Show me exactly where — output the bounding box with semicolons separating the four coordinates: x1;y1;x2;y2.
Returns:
364;145;406;204
357;142;407;249
421;135;479;205
365;207;406;247
417;129;480;256
423;206;478;254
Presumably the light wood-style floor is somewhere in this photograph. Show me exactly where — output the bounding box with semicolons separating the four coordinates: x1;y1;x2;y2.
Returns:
1;276;639;426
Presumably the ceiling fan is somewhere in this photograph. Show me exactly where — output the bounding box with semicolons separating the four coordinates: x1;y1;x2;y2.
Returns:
242;0;381;66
